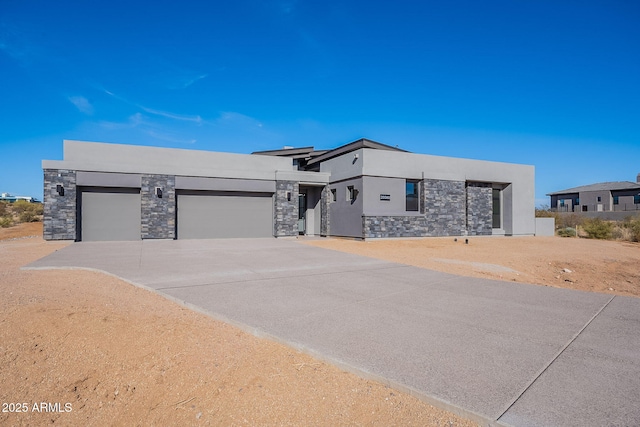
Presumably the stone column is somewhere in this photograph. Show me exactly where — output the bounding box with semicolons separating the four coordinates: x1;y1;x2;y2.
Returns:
466;182;493;236
422;179;466;236
274;180;298;237
141;174;176;239
320;184;331;236
43;169;77;240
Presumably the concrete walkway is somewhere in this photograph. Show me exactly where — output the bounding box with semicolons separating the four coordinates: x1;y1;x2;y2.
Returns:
25;238;640;426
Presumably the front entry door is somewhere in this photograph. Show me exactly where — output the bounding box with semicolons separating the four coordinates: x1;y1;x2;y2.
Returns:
298;193;306;234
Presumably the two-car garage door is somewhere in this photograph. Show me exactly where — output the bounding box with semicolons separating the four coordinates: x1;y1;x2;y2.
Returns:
176;191;273;239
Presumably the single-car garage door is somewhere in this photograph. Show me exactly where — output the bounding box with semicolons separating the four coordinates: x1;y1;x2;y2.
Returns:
80;188;141;241
177;191;273;239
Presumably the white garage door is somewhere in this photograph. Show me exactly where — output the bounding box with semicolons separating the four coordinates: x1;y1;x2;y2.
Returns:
177;192;273;239
80;189;141;241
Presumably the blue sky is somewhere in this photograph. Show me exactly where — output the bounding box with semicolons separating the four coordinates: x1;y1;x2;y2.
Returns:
1;0;638;206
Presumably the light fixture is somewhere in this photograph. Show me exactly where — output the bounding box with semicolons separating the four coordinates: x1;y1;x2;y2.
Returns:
155;187;163;198
287;191;291;201
56;184;64;196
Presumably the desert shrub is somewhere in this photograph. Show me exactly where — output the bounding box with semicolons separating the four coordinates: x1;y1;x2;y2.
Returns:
557;227;576;237
612;225;631;241
622;217;640;242
19;211;39;223
0;216;13;228
11;200;43;222
582;218;614;240
0;202;7;216
557;213;584;229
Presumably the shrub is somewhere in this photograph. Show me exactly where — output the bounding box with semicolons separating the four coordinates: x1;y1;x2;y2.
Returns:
19;211;38;223
622;217;640;242
10;200;43;223
557;213;584;230
557;227;576;237
0;202;7;216
0;216;12;228
582;218;614;240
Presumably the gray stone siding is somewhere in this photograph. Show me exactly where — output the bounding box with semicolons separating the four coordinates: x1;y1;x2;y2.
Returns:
43;169;77;240
141;174;176;239
422;179;466;236
320;185;331;236
466;182;493;236
363;179;467;238
363;179;495;238
274;180;298;237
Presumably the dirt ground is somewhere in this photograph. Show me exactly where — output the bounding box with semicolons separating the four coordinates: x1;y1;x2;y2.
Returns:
304;235;640;298
1;223;476;426
2;224;638;426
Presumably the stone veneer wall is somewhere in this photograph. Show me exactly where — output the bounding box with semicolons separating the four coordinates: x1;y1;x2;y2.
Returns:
466;182;493;236
363;179;467;238
43;169;77;240
141;174;176;239
274;180;299;237
422;179;466;236
320;185;331;236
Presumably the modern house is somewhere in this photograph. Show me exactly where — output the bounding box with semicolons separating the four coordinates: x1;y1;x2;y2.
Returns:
1;193;40;203
42;139;536;241
547;175;640;215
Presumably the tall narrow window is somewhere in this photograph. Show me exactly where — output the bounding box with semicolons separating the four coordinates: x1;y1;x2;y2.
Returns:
406;180;419;211
492;188;501;229
613;196;619;205
635;195;640;205
347;186;355;202
331;188;337;202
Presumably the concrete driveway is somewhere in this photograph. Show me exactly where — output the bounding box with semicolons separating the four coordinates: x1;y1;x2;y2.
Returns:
25;238;640;426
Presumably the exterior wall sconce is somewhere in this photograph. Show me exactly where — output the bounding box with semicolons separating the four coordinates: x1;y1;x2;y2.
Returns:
287;191;291;201
155;187;163;198
56;184;64;196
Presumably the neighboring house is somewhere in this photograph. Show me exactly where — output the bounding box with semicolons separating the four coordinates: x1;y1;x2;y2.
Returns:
0;193;40;203
42;139;536;241
547;175;640;214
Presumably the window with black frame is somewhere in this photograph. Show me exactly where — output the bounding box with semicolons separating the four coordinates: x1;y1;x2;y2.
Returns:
406;180;419;211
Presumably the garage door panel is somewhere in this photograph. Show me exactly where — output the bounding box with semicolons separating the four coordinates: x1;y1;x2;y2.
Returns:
177;193;273;239
81;191;141;241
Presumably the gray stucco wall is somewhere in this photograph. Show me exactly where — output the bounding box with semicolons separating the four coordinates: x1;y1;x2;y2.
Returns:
43;169;77;240
328;177;364;238
274;180;298;237
361;176;406;214
141;174;176;239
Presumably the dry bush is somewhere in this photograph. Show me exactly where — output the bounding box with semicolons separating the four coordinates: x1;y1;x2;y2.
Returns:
582;218;614;240
621;217;640;242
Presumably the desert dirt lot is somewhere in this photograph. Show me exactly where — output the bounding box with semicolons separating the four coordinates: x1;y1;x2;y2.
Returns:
2;223;638;426
304;234;640;298
0;223;475;427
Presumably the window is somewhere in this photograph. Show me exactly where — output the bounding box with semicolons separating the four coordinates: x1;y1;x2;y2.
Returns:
613;196;619;205
597;196;602;202
330;188;336;202
582;205;588;212
405;180;419;211
347;185;356;203
635;195;640;205
492;188;502;228
559;199;565;207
